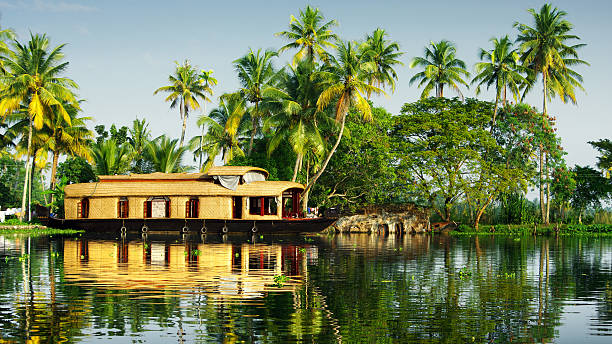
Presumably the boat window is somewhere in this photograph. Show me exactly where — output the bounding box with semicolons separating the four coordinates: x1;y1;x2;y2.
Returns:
144;196;170;218
78;198;89;218
249;197;277;216
117;197;129;218
186;198;199;218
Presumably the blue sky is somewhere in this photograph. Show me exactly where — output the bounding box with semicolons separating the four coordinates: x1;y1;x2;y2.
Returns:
1;0;610;168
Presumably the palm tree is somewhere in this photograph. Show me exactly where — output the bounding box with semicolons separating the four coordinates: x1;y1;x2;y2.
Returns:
276;5;338;64
302;40;383;201
360;28;404;98
0;24;15;73
145;135;188;173
196;69;217;171
43;102;93;192
471;36;526;125
514;3;588;115
515;3;588;224
409;40;469;98
154;60;212;148
191;93;248;172
265;59;327;182
0;33;79;220
233;49;283;155
127;118;151;173
91;139;131;175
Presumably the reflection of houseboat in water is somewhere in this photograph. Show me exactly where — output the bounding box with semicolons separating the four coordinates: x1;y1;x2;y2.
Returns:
63;239;312;298
42;166;335;233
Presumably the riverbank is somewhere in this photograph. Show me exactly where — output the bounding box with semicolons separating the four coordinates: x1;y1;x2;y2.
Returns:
0;220;83;236
450;223;612;236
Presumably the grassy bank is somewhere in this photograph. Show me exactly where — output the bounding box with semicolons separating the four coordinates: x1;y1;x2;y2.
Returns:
0;219;83;236
450;224;612;236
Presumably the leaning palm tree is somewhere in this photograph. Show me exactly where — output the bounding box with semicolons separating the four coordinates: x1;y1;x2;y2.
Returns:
91;139;131;176
515;3;588;224
145;135;188;173
471;36;526;125
191;93;249;172
302;40;384;200
195;69;217;171
154;60;212;148
233;49;283;155
360;28;404;98
409;40;469;98
276;5;338;64
0;33;79;220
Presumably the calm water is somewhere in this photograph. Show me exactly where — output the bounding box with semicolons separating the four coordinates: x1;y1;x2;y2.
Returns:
0;233;611;343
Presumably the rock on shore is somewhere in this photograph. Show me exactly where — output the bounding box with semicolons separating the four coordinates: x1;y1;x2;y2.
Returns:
328;204;430;233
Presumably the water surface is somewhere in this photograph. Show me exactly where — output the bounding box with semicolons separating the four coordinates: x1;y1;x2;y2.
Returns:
0;233;611;343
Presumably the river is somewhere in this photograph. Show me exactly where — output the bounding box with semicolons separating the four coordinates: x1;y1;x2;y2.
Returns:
0;233;610;343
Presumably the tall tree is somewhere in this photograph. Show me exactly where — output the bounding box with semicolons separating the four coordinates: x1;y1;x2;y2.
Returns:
145;135;189;173
515;3;588;223
0;33;79;220
301;40;383;205
233;48;283;155
154;60;211;148
471;36;526;125
91;139;131;176
191;93;248;172
127;118;152;173
265;59;327;182
409;40;469;98
196;69;217;171
360;28;404;98
276;5;338;64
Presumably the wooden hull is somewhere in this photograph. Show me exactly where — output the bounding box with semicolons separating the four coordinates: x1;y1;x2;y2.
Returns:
41;216;336;234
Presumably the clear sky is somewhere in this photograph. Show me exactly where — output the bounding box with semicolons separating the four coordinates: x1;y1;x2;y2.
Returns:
1;0;609;168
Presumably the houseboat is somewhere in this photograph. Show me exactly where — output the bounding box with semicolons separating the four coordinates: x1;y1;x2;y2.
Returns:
42;166;336;234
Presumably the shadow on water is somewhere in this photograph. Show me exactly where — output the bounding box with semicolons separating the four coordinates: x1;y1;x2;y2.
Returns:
0;232;611;343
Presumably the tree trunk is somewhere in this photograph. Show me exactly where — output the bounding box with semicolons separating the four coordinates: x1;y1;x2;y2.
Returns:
539;145;545;223
248;102;258;155
50;150;59;203
439;83;444;98
545;154;550;225
302;114;347;197
491;93;499;130
179;99;186;148
20;116;33;222
474;194;495;231
29;155;34;222
291;153;302;182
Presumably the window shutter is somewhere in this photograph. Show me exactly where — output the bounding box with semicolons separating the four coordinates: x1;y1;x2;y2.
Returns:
117;200;121;218
143;201;148;218
195;199;199;218
125;200;129;218
77;201;82;219
166;200;170;218
185;201;190;218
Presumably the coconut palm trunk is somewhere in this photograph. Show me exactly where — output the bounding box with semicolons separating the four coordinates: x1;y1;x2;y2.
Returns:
248;102;259;155
302;114;346;197
20;116;33;221
49;150;60;203
179;99;187;148
292;153;302;182
542;72;549;224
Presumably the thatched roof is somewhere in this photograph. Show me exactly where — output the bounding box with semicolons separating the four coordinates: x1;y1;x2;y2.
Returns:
98;166;269;182
64;180;303;198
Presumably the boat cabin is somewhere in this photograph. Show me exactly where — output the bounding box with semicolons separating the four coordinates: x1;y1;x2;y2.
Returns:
63;166;304;221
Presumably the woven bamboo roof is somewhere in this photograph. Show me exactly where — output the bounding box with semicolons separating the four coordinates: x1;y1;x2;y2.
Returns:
98;166;269;182
64;180;303;198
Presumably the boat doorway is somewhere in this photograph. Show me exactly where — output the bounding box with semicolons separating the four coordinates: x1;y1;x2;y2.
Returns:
232;196;242;219
282;188;301;218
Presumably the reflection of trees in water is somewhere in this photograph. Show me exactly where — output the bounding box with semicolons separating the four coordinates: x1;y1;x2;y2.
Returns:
0;235;611;343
